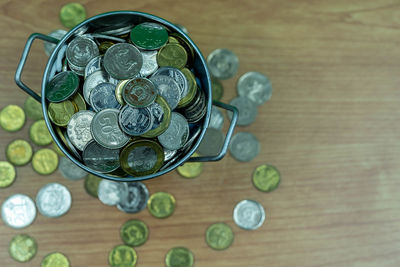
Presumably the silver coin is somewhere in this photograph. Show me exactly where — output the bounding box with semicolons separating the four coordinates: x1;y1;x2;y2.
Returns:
147;99;166;132
98;179;124;206
36;183;72;218
209;106;224;130
66;36;99;68
82;140;120;173
164;149;177;161
237;72;272;105
118;105;153;136
140;50;158;77
126;145;160;174
150;75;181;110
197;128;224;156
89;33;126;43
229;132;260;162
183;89;206;123
103;43;143;80
58;156;88;180
68;60;86;76
180;125;202;154
89;82;121;112
67;110;95;151
122;77;157;108
233;199;265;230
83;70;118;104
91;108;130;149
117;182;149;213
227;96;257;126
158;112;189;150
151;67;188;100
94;24;134;36
174;24;188;35
207;48;239;80
44;29;67;56
1;194;36;229
63;130;82;160
85;56;103;78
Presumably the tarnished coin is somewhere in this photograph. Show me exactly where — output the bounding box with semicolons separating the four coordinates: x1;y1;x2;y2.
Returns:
48;100;76;127
41;252;70;267
158;112;189;150
211;77;224;101
177;68;196;108
32;148;59;175
84;174;102;198
115;79;129;105
227;96;257;126
152;67;188;101
44;29;67;56
60;2;86;28
83;140;120;173
109;245;137;267
104;43;143;80
130;22;168;50
84;55;103;78
9;234;37;262
157;43;188;69
165;247;194;267
209;106;224;130
58;156;88;181
0;161;16;188
177;152;203;178
141;95;171;138
118;105;153;136
117;182;149;213
197;128;224;156
168;33;194;67
66;36;99;70
24;96;43;120
122;77;157;108
29;120;53;146
1;194;36;229
205;222;234;250
89;82;121;112
233;199;265;230
67;110;95;151
237;72;272;105
0;104;25;132
253;164;280;192
207;48;239;80
46;71;80;102
6;139;32;166
71;92;86;111
140;50;158;77
98;180;124;206
229;132;260;162
36;183;72;218
150;75;181;110
83;70;118;104
147;192;176;219
99;40;115;54
120;219;149;246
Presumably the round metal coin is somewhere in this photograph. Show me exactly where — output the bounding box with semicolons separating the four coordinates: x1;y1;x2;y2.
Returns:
82;140;120;173
48;100;76;127
115;79;129;105
9;234;37;262
165;247;194;267
157;43;188;69
45;71;80;103
41;252;70;267
205;222;234;250
118;105;153;136
71;92;87;111
196;128;224;157
209;106;224;130
67;110;95;151
158;112;189;150
207;48;239;80
150;75;181;110
176;153;203;178
130;22;168;50
98;179;123;206
83;70;118;104
122;77;157;108
0;161;16;187
140;50;159;77
32;148;59;175
229;132;260;162
58;156;88;180
1;194;36;229
84;55;103;78
117;182;150;214
147;192;175;219
59;2;86;28
66;36;99;68
0;104;25;132
151;67;188;101
84;174;102;198
36;183;72;218
24;96;43;120
141;95;171;138
29;120;53;146
109;245;137;267
120;219;149;246
233;199;265;230
6;139;33;166
237;72;272;105
89;82;121;112
211;77;224;101
227;96;257;126
253;164;281;192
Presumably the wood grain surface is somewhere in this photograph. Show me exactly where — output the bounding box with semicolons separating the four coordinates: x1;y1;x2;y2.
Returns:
1;0;400;266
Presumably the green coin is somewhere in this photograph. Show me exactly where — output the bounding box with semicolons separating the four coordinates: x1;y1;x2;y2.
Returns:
252;164;281;192
24;96;43;120
120;219;149;247
211;77;224;101
205;223;234;250
6;139;33;166
32;148;59;175
30;120;53;146
165;247;194;267
109;244;137;267
59;3;86;28
147;192;176;218
157;43;188;69
9;234;37;262
0;161;16;188
41;252;70;267
130;22;168;50
84;174;102;198
0;104;25;132
45;71;80;103
141;96;171;138
99;40;115;55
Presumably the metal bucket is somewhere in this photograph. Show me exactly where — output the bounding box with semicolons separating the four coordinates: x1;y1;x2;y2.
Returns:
15;11;238;182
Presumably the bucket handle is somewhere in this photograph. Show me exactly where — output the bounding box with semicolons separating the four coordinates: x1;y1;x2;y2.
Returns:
15;33;60;103
187;100;238;162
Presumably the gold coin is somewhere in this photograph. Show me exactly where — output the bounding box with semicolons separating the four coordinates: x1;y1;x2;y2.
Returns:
9;234;37;262
52;142;65;156
0;161;16;188
0;104;25;132
252;164;281;192
30;120;53;146
120;219;149;247
99;41;115;55
109;244;137;267
32;148;58;175
165;247;194;267
157;43;188;69
24;96;43;120
84;174;102;198
205;222;234;250
147;192;176;219
6;139;33;166
168;36;179;44
177;68;197;108
48;100;76;127
71;93;86;111
169;33;194;67
211;77;224;101
115;80;129;105
141;96;171;138
41;252;70;267
177;152;203;178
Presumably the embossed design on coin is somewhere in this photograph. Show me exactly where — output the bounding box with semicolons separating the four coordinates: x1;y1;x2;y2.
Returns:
141;95;171;138
83;70;118;104
67;110;95;151
119;105;153;136
253;164;281;193
83;140;120;173
130;22;168;50
150;75;181;110
165;247;194;267
207;48;239;79
147;192;176;218
1;194;36;229
205;222;234;250
158;112;189;150
9;234;37;262
84;55;103;78
48;100;76;127
58;157;88;181
157;43;188;69
89;82;121;112
104;43;143;80
120;219;149;247
229;132;260;162
122;77;157;108
227;96;257;126
209;106;224;130
152;67;188;100
117;182;150;214
6;139;32;166
0;161;16;187
32;148;59;175
140;50;159;77
237;72;272;105
66;36;99;68
36;183;72;218
233;199;265;230
108;245;137;267
98;180;123;206
45;71;79;102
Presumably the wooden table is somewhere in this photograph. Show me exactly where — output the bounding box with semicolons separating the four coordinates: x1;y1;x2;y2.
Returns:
1;0;399;266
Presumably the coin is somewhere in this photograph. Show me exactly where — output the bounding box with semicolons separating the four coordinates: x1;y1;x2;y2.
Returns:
109;245;137;267
168;33;194;67
59;2;86;28
197;128;224;156
99;41;115;55
0;104;25;132
67;36;99;72
237;72;272;105
120;219;149;246
104;43;143;80
147;192;175;218
6;139;33;166
158;112;189;150
67;110;95;151
229;132;260;162
84;174;102;198
205;222;234;250
24;96;44;120
45;71;80;102
233;199;265;230
71;92;86;111
211;77;224;101
32;148;59;175
157;43;188;69
140;50;159;77
152;67;188;101
168;36;180;44
122;77;157;108
209;106;224;130
48;100;76;127
83;70;118;104
36;183;72;218
96;24;135;36
41;252;70;267
177;68;196;108
120;139;164;176
165;247;194;267
83;140;120;173
141;95;171;138
98;179;123;206
84;55;103;78
150;75;181;110
117;182;150;214
1;194;36;229
0;161;16;187
58;156;88;180
164;149;177;161
115;79;129;105
177;152;203;178
252;164;280;192
44;29;67;56
63;130;82;160
9;234;37;262
29;120;53;146
89;82;121;112
118;105;153;136
207;48;239;80
130;22;168;50
180;88;206;124
227;96;257;126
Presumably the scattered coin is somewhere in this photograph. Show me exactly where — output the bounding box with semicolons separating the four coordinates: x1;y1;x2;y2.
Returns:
229;132;260;162
197;128;224;156
84;174;102;198
60;2;86;28
98;179;124;206
1;194;36;229
207;48;239;80
44;29;67;56
227;96;257;126
0;161;16;187
58;156;88;180
24;96;44;120
117;182;149;214
0;104;25;132
9;234;37;262
237;72;272;105
32;148;59;175
120;219;149;247
209;106;224;130
177;152;203;178
233;199;265;230
6;139;33;166
252;164;280;192
41;252;70;267
205;222;234;250
36;183;72;218
211;77;224;101
29;120;53;146
147;192;176;218
165;247;194;267
130;22;168;50
109;244;137;267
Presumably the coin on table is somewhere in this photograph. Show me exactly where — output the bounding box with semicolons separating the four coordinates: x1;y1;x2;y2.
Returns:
157;43;188;69
120;219;149;247
152;67;188;102
59;2;86;28
32;148;59;175
45;71;80;102
1;194;36;229
165;247;194;267
109;244;137;267
117;182;150;214
36;183;72;218
71;92;86;111
233;199;265;230
150;75;181;110
104;43;143;80
99;40;115;55
98;179;123;206
29;120;53;146
177;152;203;178
9;234;37;262
141;95;171;138
130;22;168;50
147;192;176;219
90;82;121;112
48;100;76;127
209;106;224;130
0;161;16;187
115;79;129;105
122;77;157;108
207;48;239;80
0;104;25;132
84;55;103;78
140;50;159;77
118;105;153;136
211;77;223;101
84;174;102;198
227;96;257;126
237;72;272;105
44;29;67;56
83;140;120;174
205;222;234;250
41;252;70;267
67;110;95;151
197;128;224;157
83;70;118;104
229;132;260;162
24;96;44;120
253;164;281;192
6;139;32;166
58;156;88;181
177;68;196;108
158;112;189;150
